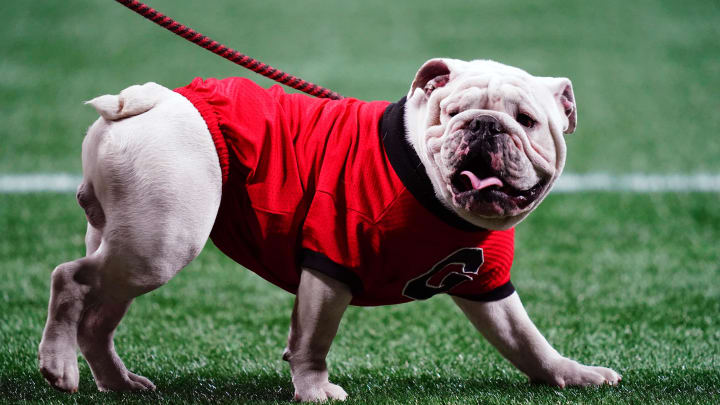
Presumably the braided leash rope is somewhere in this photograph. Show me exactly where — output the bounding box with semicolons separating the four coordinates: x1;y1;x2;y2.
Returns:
114;0;343;100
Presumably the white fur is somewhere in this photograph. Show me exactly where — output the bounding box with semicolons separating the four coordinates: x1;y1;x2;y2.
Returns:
406;58;571;230
39;62;618;401
39;82;221;392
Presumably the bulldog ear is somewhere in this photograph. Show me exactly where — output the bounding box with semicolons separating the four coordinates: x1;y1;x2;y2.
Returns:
541;77;577;134
409;58;452;98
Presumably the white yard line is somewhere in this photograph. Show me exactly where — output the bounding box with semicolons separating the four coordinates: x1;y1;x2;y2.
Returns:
1;173;720;194
554;173;720;193
0;174;83;193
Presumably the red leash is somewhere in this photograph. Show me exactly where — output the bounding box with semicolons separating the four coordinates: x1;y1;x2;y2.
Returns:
114;0;343;100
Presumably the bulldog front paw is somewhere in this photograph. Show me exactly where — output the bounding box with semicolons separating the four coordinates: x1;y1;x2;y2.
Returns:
532;357;622;388
292;373;348;403
293;381;347;403
38;341;80;393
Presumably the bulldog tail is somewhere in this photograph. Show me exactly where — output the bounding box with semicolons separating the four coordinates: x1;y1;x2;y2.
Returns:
85;82;168;121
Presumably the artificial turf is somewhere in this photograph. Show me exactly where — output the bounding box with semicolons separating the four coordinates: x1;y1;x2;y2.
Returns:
1;0;719;403
1;192;718;404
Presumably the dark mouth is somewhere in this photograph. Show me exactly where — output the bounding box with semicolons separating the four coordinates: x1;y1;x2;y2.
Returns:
450;146;546;210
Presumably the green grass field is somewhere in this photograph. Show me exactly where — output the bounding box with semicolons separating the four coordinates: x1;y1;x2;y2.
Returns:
1;0;718;404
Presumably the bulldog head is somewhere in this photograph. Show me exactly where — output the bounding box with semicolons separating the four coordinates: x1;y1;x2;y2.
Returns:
405;58;576;230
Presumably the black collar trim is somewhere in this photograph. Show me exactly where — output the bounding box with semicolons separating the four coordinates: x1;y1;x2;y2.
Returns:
380;97;484;232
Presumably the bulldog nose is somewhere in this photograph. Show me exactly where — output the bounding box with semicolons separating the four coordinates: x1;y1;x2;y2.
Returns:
468;115;503;137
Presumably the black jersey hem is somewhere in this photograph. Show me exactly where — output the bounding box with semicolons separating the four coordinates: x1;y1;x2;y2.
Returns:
300;249;363;293
448;281;515;302
379;97;484;232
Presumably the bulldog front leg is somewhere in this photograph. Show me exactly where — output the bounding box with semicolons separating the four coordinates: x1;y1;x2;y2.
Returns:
284;268;352;402
452;293;621;388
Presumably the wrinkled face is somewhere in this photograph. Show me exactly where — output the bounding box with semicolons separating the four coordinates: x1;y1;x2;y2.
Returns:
405;59;577;230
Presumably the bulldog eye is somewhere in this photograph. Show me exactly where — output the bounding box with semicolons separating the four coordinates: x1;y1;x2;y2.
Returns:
448;108;460;117
517;112;536;128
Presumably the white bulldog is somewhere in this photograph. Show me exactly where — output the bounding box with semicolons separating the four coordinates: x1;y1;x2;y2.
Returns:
38;58;620;401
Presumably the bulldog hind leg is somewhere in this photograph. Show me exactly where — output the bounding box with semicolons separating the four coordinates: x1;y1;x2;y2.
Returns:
38;256;96;392
74;255;161;392
38;231;173;392
77;297;156;391
83;86;221;392
38;243;159;393
37;187;159;393
40;81;222;393
38;182;112;392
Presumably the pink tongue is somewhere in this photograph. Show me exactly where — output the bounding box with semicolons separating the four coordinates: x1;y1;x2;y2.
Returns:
460;171;503;190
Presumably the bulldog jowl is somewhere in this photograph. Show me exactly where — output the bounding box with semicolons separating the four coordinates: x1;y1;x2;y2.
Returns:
446;114;548;216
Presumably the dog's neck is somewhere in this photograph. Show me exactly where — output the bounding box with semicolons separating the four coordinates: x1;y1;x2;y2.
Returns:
380;97;483;232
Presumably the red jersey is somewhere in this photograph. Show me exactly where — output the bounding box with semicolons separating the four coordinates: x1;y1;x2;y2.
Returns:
175;77;515;306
